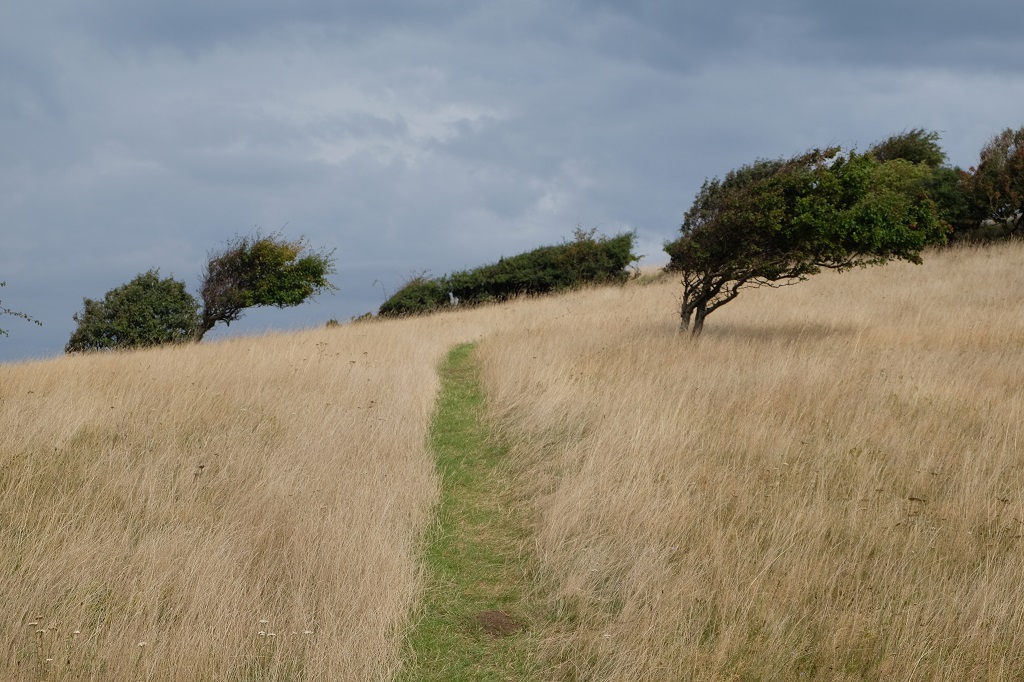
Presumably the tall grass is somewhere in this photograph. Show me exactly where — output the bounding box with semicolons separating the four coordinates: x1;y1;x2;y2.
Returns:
477;241;1024;679
0;314;497;680
2;240;1021;680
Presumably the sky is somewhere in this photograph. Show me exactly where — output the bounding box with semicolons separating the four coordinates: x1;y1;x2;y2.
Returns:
2;0;1023;363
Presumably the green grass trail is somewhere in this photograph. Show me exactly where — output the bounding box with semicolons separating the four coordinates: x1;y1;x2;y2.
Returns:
398;343;540;681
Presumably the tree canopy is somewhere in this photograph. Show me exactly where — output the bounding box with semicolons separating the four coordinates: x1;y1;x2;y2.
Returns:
868;128;947;168
65;270;199;352
198;233;336;340
665;147;946;336
65;233;336;352
960;126;1024;237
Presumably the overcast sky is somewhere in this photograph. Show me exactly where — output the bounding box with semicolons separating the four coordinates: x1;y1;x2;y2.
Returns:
2;1;1022;363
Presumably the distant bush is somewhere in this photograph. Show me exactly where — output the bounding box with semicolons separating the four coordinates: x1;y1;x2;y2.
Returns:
449;229;638;306
378;276;451;317
559;228;640;284
379;230;638;317
66;270;200;352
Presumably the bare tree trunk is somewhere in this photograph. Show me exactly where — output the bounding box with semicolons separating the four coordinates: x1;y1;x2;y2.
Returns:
193;313;216;342
691;304;707;337
680;299;695;333
680;297;708;337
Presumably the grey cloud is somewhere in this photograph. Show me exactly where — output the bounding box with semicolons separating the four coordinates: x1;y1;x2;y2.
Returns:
576;0;1024;72
68;0;481;54
3;0;1024;363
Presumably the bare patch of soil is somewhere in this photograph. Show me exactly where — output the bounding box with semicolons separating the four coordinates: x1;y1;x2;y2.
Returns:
475;610;525;636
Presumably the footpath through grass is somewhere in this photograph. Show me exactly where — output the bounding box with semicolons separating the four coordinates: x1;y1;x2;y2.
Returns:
398;343;540;681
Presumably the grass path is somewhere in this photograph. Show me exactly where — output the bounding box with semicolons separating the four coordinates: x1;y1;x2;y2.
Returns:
398;343;540;681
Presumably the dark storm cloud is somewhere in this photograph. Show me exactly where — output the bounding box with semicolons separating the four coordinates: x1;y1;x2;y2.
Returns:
70;0;479;52
798;0;1023;66
579;0;1024;72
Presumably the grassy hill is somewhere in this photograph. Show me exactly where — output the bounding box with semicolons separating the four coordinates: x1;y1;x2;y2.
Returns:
2;241;1023;680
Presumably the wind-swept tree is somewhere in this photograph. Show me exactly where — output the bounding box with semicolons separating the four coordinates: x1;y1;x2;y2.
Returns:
66;233;336;352
665;148;946;337
197;233;336;340
960;126;1024;237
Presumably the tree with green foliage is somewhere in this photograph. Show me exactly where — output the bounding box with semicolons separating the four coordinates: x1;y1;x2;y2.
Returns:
65;270;199;352
665;148;946;337
1;281;42;337
960;126;1024;238
197;233;336;340
65;233;336;352
868;129;977;235
556;227;640;286
868;128;947;168
925;166;978;236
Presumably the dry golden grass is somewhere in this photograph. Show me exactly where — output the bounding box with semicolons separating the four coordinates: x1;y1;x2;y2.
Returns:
0;312;503;681
476;240;1024;680
2;240;1022;680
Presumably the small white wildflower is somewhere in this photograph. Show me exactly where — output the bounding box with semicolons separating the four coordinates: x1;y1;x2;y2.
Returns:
73;630;81;635
258;619;269;625
258;631;267;637
138;641;146;647
303;630;313;635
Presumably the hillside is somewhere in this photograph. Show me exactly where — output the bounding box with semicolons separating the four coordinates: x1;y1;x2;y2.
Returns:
476;241;1024;679
2;241;1022;680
